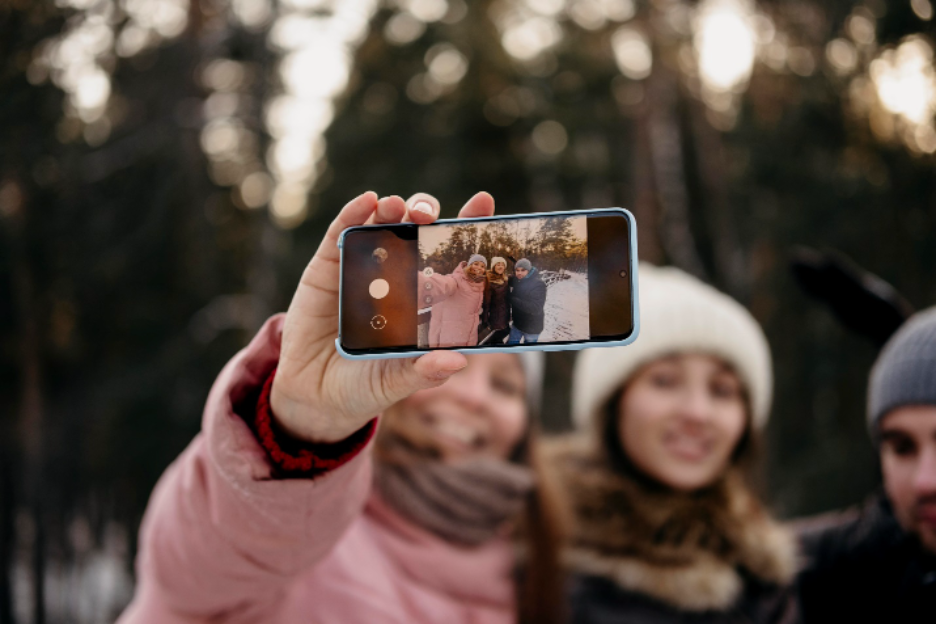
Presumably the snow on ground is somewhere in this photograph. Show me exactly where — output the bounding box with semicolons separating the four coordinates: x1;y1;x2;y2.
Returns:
540;271;589;342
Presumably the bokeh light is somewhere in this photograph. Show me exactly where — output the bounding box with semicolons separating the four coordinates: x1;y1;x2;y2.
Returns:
611;27;652;80
694;0;757;94
264;0;379;227
30;0;193;142
532;119;568;155
868;36;936;153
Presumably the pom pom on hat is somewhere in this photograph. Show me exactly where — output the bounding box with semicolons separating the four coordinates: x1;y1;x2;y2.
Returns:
572;263;773;432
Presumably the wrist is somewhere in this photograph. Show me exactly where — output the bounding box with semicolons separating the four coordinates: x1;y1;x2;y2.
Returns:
270;378;361;444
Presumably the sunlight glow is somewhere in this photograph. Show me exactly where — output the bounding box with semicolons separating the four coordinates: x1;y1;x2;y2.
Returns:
264;0;380;227
501;15;563;61
35;0;191;133
871;36;936;127
426;44;469;85
611;27;652;80
231;0;273;29
694;0;757;94
826;38;858;74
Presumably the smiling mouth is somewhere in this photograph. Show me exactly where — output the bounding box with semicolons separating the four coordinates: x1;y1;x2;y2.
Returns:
662;434;714;462
917;503;936;527
422;414;485;452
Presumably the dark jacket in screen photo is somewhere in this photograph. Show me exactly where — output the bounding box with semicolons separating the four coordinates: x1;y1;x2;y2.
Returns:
509;268;547;335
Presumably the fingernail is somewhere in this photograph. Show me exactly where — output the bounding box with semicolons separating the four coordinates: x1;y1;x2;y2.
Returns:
432;366;464;380
412;201;434;215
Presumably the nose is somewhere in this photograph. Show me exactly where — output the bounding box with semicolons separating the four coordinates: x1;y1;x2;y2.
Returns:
444;360;491;413
677;384;715;426
914;445;936;498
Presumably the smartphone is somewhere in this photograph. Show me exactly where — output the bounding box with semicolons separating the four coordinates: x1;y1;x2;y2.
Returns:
336;208;639;359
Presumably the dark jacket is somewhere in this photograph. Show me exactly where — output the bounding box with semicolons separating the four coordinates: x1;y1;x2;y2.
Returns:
508;268;547;334
568;574;797;624
796;493;936;623
483;274;510;330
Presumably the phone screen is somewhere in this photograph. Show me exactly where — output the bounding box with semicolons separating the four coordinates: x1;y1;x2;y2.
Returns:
339;210;634;355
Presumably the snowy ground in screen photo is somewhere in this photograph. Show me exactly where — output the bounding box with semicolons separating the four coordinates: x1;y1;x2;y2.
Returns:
538;270;589;343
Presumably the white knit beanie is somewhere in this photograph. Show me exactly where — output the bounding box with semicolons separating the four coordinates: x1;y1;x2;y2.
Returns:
490;257;507;270
572;263;773;432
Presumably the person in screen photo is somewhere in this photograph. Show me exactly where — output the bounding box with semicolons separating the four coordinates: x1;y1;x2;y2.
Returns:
418;253;487;348
507;258;547;344
482;256;511;345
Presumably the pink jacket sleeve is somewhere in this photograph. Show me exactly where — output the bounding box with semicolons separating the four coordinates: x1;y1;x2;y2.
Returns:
118;315;374;623
417;263;467;307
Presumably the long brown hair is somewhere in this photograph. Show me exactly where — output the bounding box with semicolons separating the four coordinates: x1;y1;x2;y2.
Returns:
514;428;570;624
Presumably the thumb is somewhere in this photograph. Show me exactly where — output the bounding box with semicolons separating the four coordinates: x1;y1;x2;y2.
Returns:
378;351;468;404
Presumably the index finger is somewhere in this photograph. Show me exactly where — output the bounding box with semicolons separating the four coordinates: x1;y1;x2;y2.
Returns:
457;192;495;219
308;191;378;269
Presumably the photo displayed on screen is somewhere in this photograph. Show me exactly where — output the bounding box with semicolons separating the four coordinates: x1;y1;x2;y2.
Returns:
416;216;589;349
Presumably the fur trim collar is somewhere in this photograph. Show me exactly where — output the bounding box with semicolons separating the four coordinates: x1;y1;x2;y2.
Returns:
546;436;797;612
486;270;508;285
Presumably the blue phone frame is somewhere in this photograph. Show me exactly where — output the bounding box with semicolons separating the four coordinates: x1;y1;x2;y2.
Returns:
335;207;640;359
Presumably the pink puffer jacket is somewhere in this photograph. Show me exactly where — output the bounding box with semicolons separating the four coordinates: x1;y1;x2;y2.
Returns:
117;316;517;624
420;263;485;348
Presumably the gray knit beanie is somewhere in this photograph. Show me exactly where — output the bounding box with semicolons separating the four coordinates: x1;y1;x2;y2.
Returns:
516;258;532;271
468;254;487;267
868;306;936;434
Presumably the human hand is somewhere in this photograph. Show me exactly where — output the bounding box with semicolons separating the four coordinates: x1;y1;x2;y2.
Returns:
270;192;496;443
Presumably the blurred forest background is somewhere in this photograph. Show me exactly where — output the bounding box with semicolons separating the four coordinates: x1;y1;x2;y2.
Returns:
1;0;935;621
420;217;588;273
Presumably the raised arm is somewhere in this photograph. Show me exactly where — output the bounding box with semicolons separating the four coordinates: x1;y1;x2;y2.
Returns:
119;316;376;622
417;263;464;306
119;192;497;622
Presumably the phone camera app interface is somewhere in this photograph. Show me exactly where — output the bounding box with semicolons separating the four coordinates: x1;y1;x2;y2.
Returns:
340;227;417;351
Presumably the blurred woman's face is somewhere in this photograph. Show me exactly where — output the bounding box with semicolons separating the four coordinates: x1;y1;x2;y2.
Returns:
468;261;486;277
616;354;747;491
494;262;506;275
397;353;528;460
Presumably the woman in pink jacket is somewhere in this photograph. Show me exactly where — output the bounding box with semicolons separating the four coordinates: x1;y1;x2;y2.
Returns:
117;192;566;624
420;254;487;348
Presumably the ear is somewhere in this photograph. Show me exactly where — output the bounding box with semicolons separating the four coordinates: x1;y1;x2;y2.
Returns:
790;247;915;347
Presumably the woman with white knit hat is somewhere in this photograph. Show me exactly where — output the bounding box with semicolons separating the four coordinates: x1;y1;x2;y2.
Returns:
550;263;798;623
482;256;511;345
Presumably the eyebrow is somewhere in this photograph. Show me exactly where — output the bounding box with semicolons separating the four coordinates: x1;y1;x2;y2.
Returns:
495;359;526;379
878;430;912;443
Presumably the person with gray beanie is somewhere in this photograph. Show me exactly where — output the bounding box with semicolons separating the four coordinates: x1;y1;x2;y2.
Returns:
796;306;936;623
547;263;797;624
507;258;547;344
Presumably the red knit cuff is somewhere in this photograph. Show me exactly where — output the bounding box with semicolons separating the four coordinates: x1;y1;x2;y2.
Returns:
254;368;377;477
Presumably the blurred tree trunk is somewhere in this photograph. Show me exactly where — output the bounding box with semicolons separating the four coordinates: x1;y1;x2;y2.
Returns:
645;66;708;280
0;456;12;624
9;178;46;623
687;98;748;298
